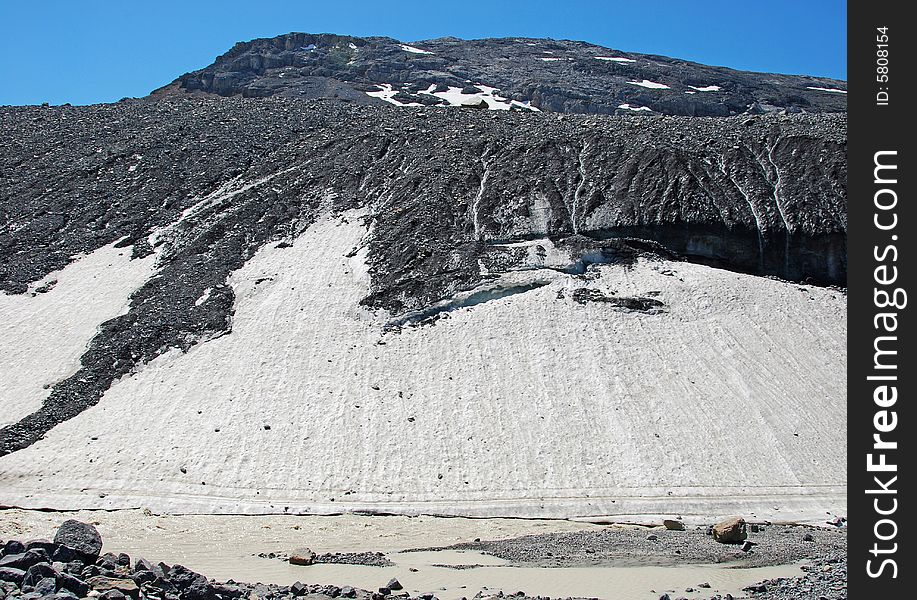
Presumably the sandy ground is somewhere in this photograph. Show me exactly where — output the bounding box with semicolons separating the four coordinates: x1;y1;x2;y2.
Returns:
0;212;846;521
0;509;813;600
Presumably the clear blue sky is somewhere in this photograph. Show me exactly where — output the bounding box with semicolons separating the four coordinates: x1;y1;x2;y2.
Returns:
0;0;847;106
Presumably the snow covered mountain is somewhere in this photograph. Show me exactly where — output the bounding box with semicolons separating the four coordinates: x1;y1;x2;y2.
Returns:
0;37;847;522
151;33;848;117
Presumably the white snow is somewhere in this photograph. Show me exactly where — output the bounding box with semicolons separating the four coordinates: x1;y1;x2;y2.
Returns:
539;57;563;62
0;242;157;428
806;86;847;94
689;85;721;92
348;43;357;50
365;84;423;107
0;212;846;521
195;288;213;307
617;104;652;112
627;80;671;90
399;44;433;55
594;56;636;63
419;85;539;111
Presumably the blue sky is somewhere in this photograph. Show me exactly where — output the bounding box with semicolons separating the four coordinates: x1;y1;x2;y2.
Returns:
0;0;847;106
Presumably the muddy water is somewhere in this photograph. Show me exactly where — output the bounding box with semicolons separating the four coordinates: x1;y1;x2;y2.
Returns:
109;545;803;600
0;510;803;599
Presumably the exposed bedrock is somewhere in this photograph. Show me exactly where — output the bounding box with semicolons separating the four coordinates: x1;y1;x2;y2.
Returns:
0;98;846;453
151;32;847;117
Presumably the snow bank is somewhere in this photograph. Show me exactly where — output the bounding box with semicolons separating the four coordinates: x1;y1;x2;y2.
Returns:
0;243;157;427
594;56;636;63
689;85;721;92
399;44;433;55
365;84;423;107
618;104;652;112
628;80;671;90
0;213;847;521
419;85;538;111
806;86;847;94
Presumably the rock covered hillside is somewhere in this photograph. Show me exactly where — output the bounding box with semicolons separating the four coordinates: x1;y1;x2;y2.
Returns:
151;33;848;116
0;95;847;520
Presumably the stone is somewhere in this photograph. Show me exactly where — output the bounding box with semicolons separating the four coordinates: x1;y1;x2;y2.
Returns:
35;577;58;596
387;578;403;591
0;568;26;585
288;549;314;566
86;577;139;599
183;581;217;600
2;542;26;557
57;573;90;597
712;517;747;544
53;522;102;560
25;542;57;556
0;551;46;571
23;564;59;588
289;581;307;596
340;587;356;598
663;520;685;531
803;533;815;542
98;591;126;600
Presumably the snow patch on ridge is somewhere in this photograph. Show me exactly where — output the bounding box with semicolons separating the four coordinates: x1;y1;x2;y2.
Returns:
806;86;847;94
594;56;636;63
419;85;539;111
628;80;670;90
399;44;433;55
618;104;652;112
365;84;423;107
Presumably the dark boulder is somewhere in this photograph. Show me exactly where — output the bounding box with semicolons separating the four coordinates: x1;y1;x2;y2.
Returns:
0;568;26;585
53;521;102;561
23;563;58;588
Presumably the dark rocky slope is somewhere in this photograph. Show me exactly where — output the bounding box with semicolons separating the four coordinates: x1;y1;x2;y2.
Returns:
151;33;847;117
0;98;845;454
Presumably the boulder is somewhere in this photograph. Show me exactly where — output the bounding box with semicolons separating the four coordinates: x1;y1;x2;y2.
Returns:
53;521;102;560
459;98;489;109
165;565;205;590
0;567;26;585
288;549;315;566
0;551;47;571
23;563;59;588
57;572;89;597
712;517;747;543
386;578;403;591
2;541;26;557
663;519;685;531
34;576;58;596
86;576;139;599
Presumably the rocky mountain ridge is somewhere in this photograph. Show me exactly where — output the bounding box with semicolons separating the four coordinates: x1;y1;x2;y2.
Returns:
151;33;848;117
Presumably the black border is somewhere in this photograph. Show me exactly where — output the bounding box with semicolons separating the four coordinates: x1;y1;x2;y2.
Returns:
848;1;913;594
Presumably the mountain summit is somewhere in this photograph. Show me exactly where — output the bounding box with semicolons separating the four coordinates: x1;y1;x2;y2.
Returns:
152;32;847;116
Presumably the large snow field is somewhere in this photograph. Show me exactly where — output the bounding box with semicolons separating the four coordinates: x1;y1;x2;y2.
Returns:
0;243;157;427
0;213;846;520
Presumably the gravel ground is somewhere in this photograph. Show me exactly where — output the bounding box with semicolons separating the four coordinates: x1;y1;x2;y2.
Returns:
416;523;846;569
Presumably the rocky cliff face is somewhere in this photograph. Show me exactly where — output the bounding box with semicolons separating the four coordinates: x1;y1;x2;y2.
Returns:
0;97;845;455
151;33;848;117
